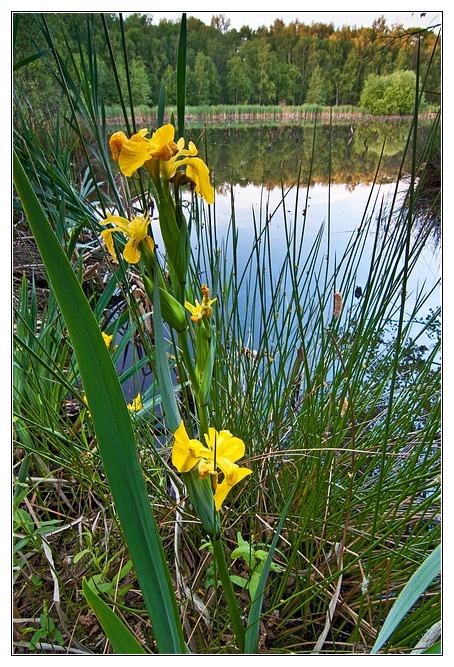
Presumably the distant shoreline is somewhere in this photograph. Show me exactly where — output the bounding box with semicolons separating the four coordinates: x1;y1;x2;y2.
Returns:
105;108;437;127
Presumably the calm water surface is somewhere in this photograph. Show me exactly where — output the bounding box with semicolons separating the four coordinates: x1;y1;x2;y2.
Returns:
118;121;440;395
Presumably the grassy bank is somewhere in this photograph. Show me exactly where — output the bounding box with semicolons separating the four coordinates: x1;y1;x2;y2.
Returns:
104;103;439;128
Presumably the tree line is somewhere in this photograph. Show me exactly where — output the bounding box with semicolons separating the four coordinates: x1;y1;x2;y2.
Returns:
14;12;440;113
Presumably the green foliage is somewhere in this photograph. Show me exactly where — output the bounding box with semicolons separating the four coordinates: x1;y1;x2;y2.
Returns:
22;600;65;651
13;152;187;654
371;545;441;654
82;579;147;654
75;538;134;598
360;69;427;115
305;65;332;105
13;12;440;109
230;532;283;600
100;56;154;106
186;52;220;106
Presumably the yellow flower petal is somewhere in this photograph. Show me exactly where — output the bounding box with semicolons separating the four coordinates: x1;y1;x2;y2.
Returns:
127;392;143;412
172;422;251;509
118;140;155;178
123;237;141;264
172;422;203;472
109;131;128;161
100;229;117;261
204;428;245;464
148;124;179;160
100;213;152;264
184;158;215;204
184;299;204;322
102;331;113;347
111;125;179;177
150;124;175;145
100;213;130;231
174;140;198;158
185;285;217;323
214;467;252;511
109;125;213;203
144;235;155;252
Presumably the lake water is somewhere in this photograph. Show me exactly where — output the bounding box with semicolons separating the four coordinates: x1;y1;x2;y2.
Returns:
211;180;439;299
116;120;441;397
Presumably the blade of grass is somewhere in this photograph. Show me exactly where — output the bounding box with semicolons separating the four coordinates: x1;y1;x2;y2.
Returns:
176;12;187;139
157;78;167;128
244;467;305;653
119;13;136;134
13;48;52;71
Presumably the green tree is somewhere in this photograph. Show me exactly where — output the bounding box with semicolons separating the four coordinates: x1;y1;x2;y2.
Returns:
254;40;278;105
100;57;152;106
162;64;176;106
274;62;300;104
327;30;353;105
227;39;278;105
292;34;318;104
305;65;331;105
187;52;220;105
13;11;440;116
226;54;252;104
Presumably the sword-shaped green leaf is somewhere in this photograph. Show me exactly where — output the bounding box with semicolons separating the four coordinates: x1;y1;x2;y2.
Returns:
371;544;441;654
82;578;147;654
13;151;186;654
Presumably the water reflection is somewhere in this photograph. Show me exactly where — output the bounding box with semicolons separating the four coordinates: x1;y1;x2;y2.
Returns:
195;118;433;192
106;118;440;395
198;181;440;336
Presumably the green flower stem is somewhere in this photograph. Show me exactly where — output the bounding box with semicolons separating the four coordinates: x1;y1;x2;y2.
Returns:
177;329;211;437
177;328;200;398
145;158;165;203
198;403;210;441
212;535;245;653
177;282;186;306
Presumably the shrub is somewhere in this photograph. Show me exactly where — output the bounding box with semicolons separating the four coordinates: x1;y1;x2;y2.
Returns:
360;69;427;115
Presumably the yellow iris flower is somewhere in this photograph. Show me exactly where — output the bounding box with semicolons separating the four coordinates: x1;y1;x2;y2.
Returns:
127;392;143;412
160;138;214;204
172;422;252;511
82;396;91;417
109;124;214;204
109;125;178;177
185;284;217;322
102;331;113;347
100;213;154;264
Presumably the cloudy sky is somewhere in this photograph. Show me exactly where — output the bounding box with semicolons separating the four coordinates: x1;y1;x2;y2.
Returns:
146;10;441;32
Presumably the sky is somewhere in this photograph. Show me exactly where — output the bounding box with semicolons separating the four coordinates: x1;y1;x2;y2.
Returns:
4;3;444;34
145;9;442;32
